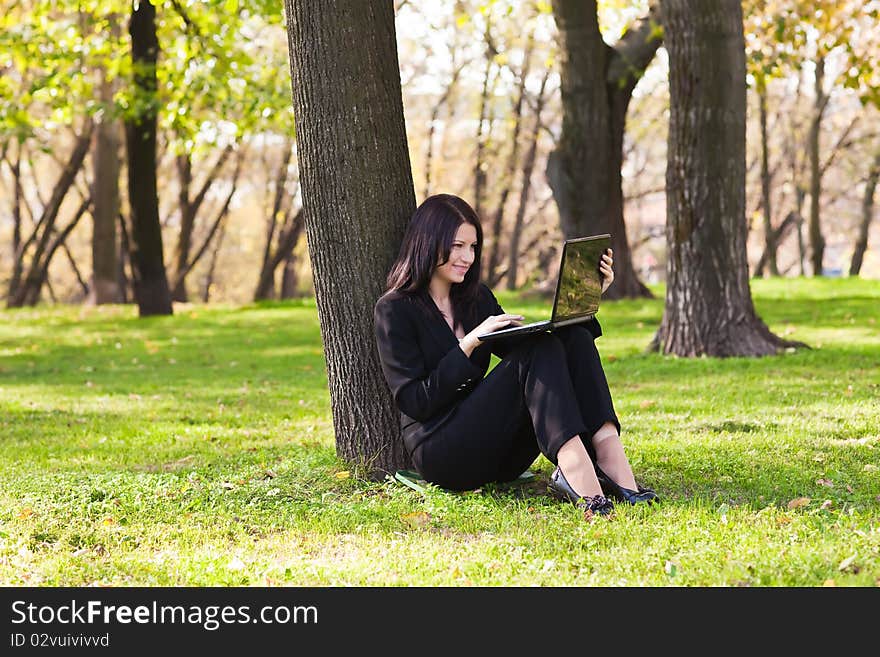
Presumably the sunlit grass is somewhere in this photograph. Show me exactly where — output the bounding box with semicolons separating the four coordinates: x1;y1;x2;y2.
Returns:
1;278;878;585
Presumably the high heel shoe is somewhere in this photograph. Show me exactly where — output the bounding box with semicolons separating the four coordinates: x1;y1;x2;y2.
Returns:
548;467;614;516
594;463;660;505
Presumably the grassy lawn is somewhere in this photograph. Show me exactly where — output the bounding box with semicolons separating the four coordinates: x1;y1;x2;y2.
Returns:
1;277;878;586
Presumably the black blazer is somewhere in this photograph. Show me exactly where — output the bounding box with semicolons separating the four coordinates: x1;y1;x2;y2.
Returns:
373;283;601;456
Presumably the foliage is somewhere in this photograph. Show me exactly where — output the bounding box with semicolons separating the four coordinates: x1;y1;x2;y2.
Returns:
0;279;878;585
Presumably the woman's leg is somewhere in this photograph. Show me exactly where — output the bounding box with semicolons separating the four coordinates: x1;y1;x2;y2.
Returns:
555;325;637;489
414;333;602;496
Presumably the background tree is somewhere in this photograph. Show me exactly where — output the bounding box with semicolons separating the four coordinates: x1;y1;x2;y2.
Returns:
547;0;661;299
125;0;172;316
284;0;416;476
654;0;799;356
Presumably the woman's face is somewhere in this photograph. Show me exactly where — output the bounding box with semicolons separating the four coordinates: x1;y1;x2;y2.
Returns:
433;222;477;287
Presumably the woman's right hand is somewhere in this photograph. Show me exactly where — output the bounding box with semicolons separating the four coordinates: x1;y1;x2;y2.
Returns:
459;313;524;356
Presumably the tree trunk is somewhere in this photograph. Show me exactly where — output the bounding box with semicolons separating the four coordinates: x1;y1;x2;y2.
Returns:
485;34;533;286
653;0;801;357
254;139;295;300
90;20;122;305
125;0;172;316
8;126;94;308
170;145;233;301
548;0;657;299
808;56;826;276
756;84;778;276
507;70;550;291
850;150;880;276
285;0;416;477
280;251;301;299
473;17;495;220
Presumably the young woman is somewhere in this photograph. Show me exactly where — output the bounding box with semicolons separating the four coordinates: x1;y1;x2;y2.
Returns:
373;194;658;516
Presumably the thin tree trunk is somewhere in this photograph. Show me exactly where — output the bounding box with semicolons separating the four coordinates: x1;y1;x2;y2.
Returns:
473;17;495;220
170;144;233;301
485;34;534;286
423;63;464;199
285;0;416;476
850;149;880;276
254;139;294;300
22;196;91;306
548;0;657;299
757;84;778;276
808;56;826;276
507;70;549;291
8;125;94;308
753;211;799;278
201;216;227;303
280;251;301;299
653;0;803;357
125;0;172;316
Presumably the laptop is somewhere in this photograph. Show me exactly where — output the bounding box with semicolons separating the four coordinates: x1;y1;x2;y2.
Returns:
477;233;610;341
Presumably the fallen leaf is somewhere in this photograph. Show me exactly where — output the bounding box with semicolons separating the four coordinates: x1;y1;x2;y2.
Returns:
401;511;431;527
639;399;656;409
816;478;833;487
845;484;853;493
335;471;350;480
838;555;858;572
102;517;115;525
822;579;836;587
864;464;878;472
16;508;34;519
264;469;278;479
787;497;811;509
820;500;835;510
219;482;235;489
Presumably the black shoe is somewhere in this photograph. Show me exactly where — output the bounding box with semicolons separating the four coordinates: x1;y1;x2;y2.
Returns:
594;463;660;505
548;467;614;516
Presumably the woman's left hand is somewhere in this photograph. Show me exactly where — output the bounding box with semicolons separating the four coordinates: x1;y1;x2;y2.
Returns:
599;248;614;294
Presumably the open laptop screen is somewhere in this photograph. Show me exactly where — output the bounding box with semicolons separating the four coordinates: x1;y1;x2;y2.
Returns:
551;234;610;322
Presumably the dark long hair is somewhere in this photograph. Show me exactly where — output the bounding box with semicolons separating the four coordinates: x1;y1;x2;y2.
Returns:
385;194;483;326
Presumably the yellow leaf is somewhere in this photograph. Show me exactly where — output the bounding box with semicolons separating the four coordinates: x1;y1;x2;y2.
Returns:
823;579;836;587
335;471;350;479
787;497;810;509
16;508;34;519
102;517;115;525
401;511;431;527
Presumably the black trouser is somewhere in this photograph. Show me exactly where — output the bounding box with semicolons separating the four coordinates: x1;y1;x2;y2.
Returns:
412;325;620;491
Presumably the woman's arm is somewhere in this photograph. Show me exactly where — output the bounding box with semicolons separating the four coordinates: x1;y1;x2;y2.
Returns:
374;295;483;422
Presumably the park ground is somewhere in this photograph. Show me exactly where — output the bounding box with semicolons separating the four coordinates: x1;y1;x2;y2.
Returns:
0;277;878;586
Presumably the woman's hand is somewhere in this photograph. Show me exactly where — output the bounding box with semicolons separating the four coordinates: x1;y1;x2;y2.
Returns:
459;313;524;357
599;248;614;294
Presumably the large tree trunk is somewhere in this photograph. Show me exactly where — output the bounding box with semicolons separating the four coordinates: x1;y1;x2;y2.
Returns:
850;150;880;276
654;0;800;357
548;0;658;299
285;0;416;477
808;56;826;276
125;0;172;316
91;67;122;304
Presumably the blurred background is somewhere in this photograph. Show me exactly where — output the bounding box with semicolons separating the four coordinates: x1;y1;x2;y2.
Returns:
1;0;878;308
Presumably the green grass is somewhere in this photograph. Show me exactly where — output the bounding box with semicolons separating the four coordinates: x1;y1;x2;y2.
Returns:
1;277;878;586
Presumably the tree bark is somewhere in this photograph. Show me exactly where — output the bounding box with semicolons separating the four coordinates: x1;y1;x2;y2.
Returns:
850;149;880;276
808;56;826;276
285;0;416;477
548;0;658;299
125;0;172;316
653;0;801;357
